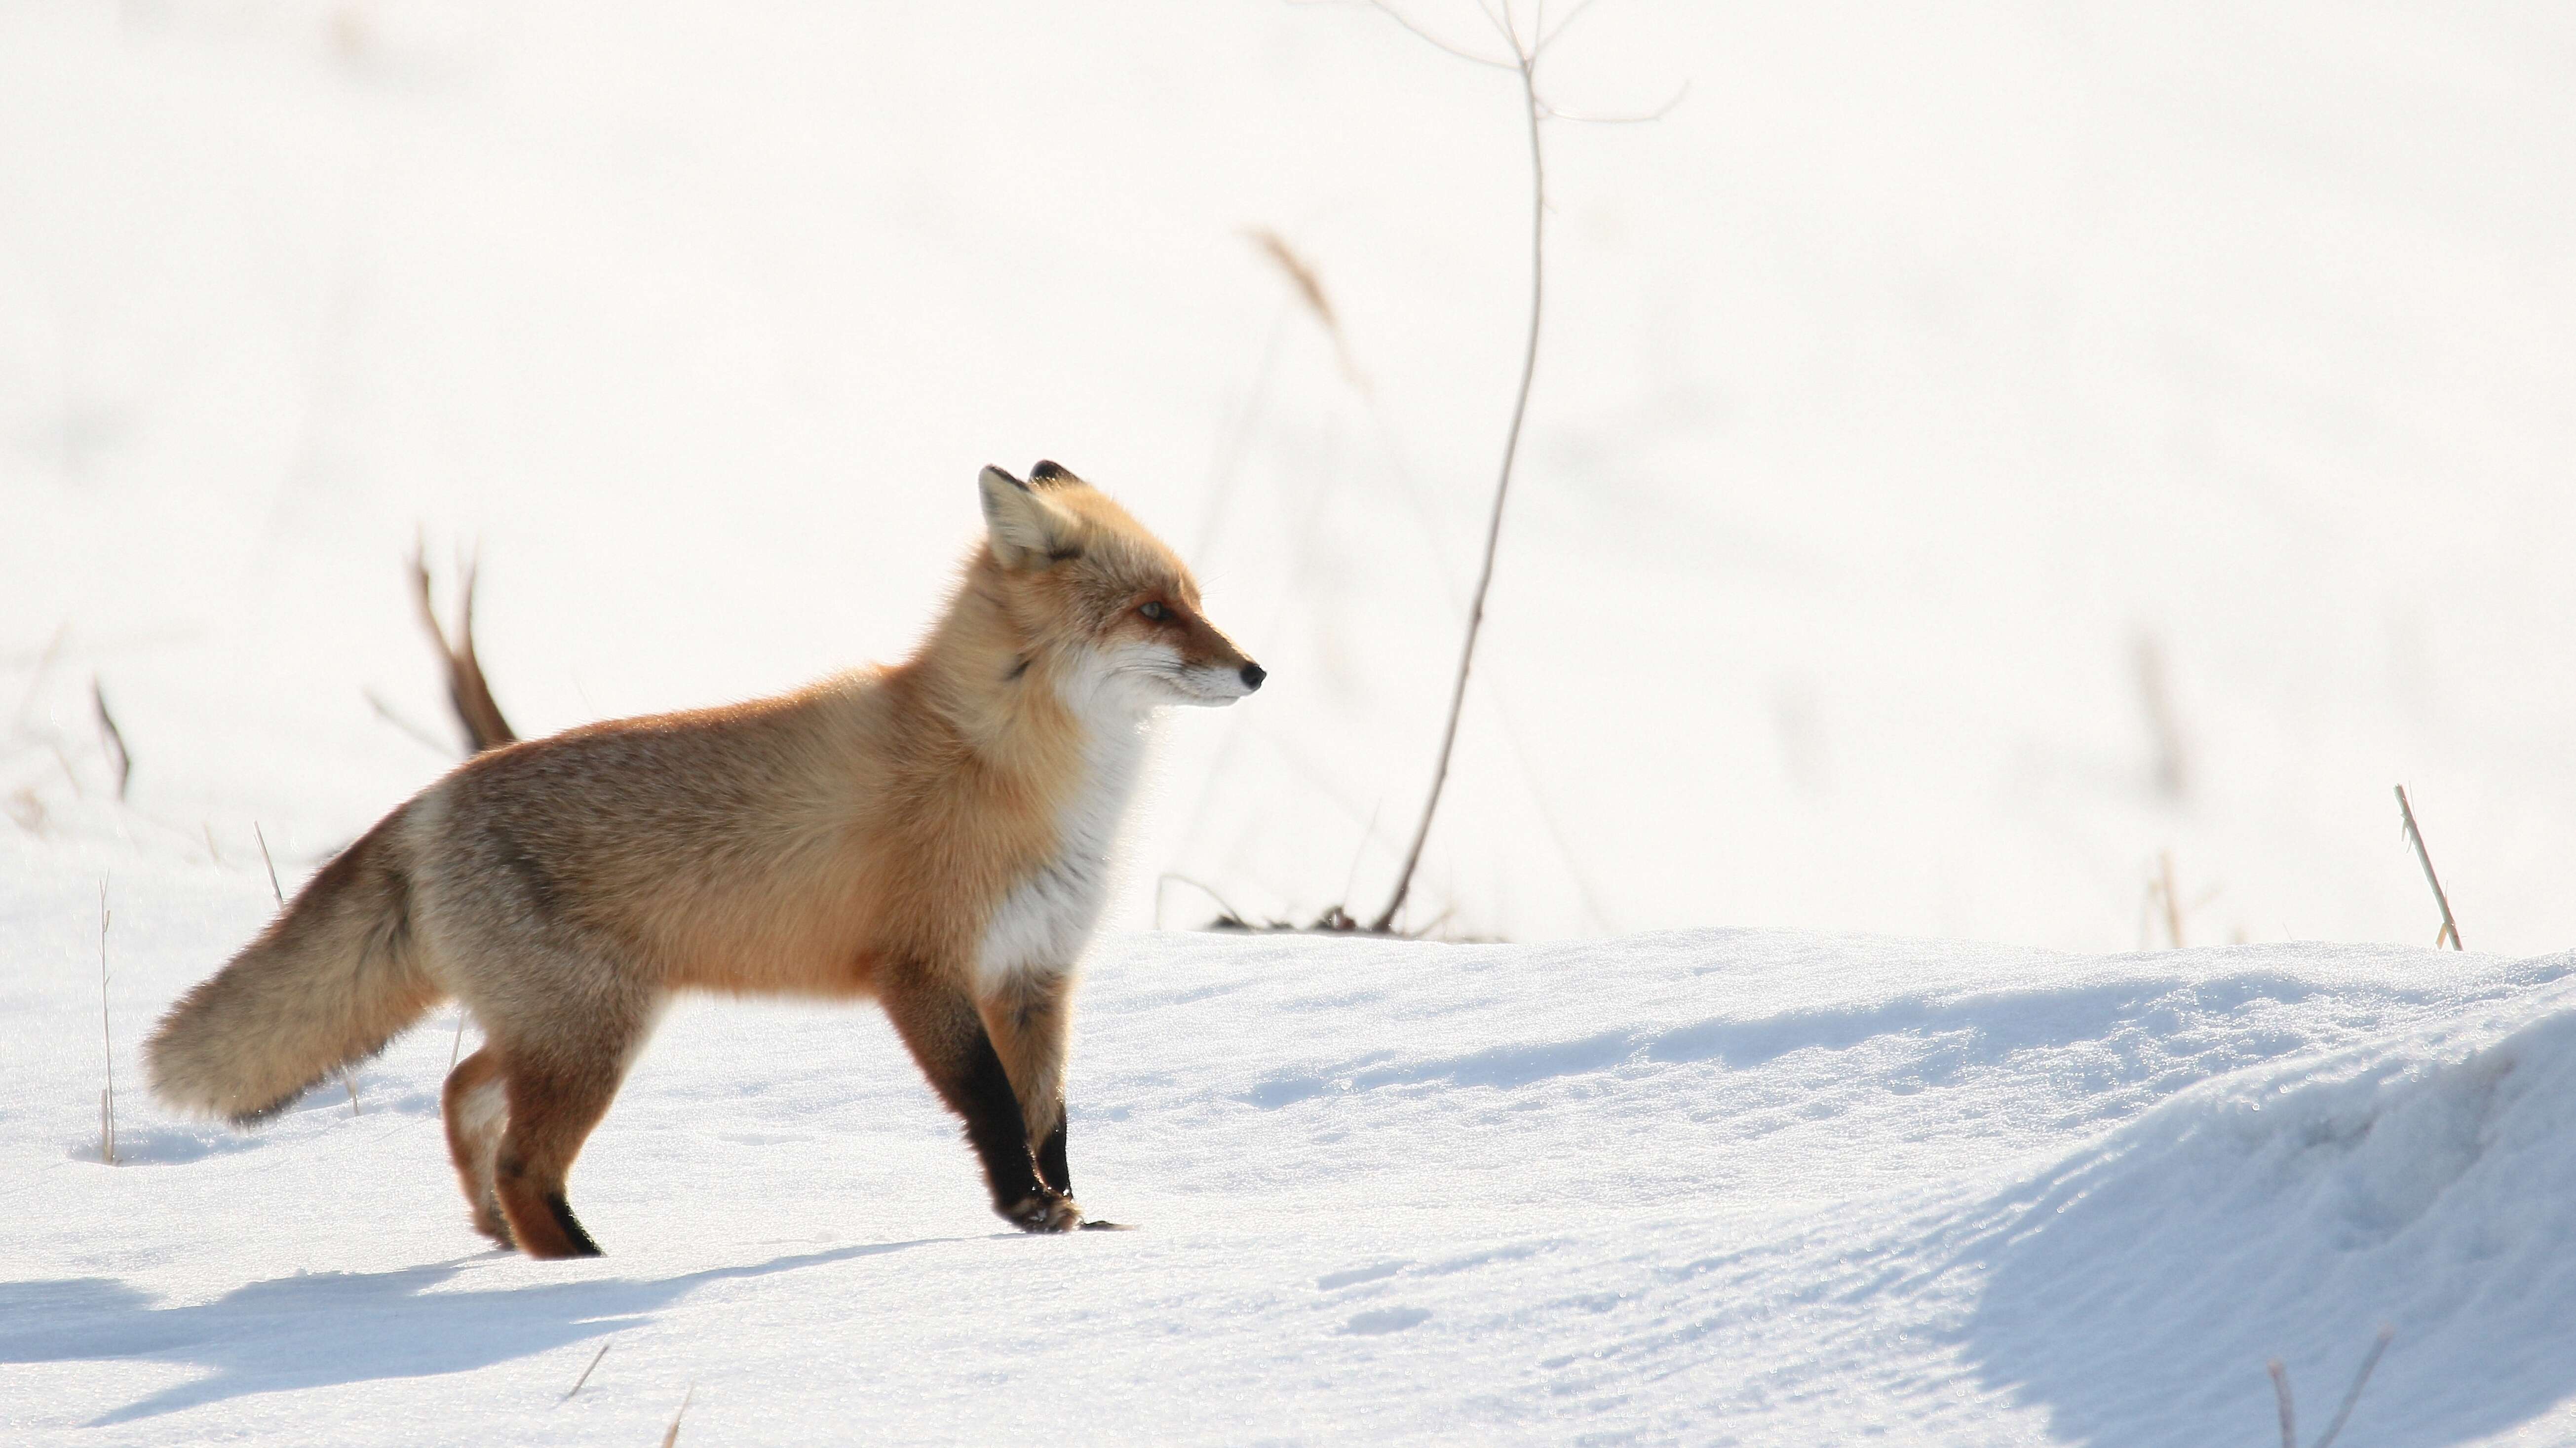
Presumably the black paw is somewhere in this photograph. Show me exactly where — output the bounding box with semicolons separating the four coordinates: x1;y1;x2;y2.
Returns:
1002;1192;1082;1233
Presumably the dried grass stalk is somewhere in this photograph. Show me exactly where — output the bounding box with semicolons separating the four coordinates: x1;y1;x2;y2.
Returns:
410;541;518;754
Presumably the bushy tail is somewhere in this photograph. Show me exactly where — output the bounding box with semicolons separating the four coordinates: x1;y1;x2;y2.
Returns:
147;814;442;1124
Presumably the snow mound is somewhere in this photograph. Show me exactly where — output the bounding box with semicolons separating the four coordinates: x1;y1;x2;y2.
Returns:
10;885;2576;1445
1962;981;2576;1446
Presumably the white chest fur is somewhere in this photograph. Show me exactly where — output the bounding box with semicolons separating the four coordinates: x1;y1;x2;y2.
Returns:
974;686;1153;995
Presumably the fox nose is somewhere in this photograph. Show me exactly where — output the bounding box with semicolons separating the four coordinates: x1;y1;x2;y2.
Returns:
1239;663;1266;692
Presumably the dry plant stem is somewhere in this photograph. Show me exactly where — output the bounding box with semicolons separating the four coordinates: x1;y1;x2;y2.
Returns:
2269;1359;2296;1448
2311;1326;2395;1448
1372;12;1545;935
99;878;116;1166
2268;1326;2394;1448
409;540;518;754
1248;228;1366;391
7;621;70;736
91;679;130;799
365;688;461;759
255;824;361;1111
1156;873;1253;932
660;1382;696;1448
2158;851;2183;949
254;822;285;907
2395;786;2462;950
2134;633;2188;800
558;1340;612;1403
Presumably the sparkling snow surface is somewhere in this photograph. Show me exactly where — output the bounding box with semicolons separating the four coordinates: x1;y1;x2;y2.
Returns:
7;0;2576;1443
8;838;2576;1444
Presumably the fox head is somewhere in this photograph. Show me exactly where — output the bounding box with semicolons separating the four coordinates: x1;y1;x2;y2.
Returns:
975;460;1265;711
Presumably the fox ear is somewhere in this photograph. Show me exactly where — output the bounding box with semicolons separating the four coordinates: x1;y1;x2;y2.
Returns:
978;465;1078;569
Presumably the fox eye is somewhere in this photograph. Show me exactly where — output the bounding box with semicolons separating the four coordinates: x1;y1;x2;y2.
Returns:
1138;601;1170;622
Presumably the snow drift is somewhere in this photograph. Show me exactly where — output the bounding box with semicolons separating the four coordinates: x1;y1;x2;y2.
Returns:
7;843;2573;1444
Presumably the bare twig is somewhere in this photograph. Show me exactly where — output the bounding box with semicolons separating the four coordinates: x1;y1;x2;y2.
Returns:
2395;785;2461;950
1246;228;1367;392
660;1381;696;1448
91;679;130;800
99;878;116;1166
2269;1326;2394;1448
2311;1325;2395;1448
1351;0;1517;69
410;539;518;754
2268;1359;2296;1448
1534;80;1690;124
254;822;285;906
1157;873;1253;932
254;824;358;1112
2134;633;2188;801
558;1339;612;1403
2158;851;2183;949
365;688;463;760
1369;3;1550;934
7;621;70;736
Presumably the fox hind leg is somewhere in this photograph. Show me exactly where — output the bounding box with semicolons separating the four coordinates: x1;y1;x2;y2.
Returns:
482;991;655;1259
441;1046;514;1247
489;1057;624;1258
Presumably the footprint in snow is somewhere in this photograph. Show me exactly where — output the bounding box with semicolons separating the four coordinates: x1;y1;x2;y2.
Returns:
1316;1261;1409;1291
1342;1306;1431;1335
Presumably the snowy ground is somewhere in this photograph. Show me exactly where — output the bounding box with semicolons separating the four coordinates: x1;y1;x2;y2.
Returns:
8;1;2576;1443
8;835;2576;1444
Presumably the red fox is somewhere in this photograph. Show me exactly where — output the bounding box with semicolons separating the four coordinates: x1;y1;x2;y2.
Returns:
146;462;1263;1257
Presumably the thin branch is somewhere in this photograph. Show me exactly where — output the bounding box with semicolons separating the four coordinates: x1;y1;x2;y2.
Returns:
1535;0;1600;53
2268;1359;2296;1448
2158;851;2183;949
254;822;285;907
1537;79;1690;124
410;538;518;754
99;878;116;1167
1353;0;1517;69
1373;15;1546;934
366;688;462;760
1246;228;1368;392
2395;785;2462;950
2269;1326;2394;1448
7;621;70;735
91;679;130;800
558;1339;612;1403
1157;873;1253;931
2318;1319;2390;1443
660;1381;696;1448
2310;1325;2394;1448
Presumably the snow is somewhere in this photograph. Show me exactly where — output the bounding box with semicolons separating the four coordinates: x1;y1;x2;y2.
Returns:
9;833;2576;1443
8;0;2576;1442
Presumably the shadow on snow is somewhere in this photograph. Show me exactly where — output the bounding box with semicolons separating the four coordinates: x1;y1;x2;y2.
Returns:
0;1239;943;1425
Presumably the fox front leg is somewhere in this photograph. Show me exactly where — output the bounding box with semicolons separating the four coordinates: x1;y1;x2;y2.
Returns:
884;973;1079;1232
980;979;1076;1195
987;981;1130;1230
